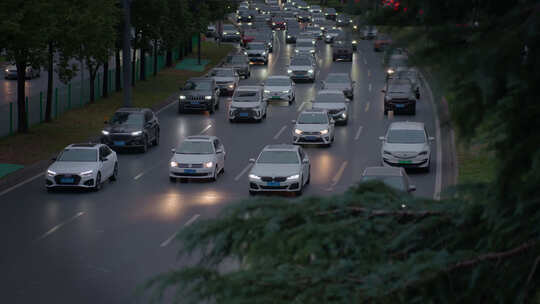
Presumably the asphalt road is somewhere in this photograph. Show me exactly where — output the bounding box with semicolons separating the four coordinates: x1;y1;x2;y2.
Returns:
0;29;438;303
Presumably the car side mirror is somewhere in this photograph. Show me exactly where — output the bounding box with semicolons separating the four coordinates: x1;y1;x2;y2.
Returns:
103;120;108;124
381;89;386;93
408;185;416;192
302;158;309;164
429;137;435;141
171;148;175;153
379;136;385;141
100;157;107;162
216;148;224;154
352;81;356;84
291;119;296;124
51;157;56;161
330;119;335;124
249;158;256;163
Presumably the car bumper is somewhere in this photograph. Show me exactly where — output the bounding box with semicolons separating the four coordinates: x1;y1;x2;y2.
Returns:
382;157;429;168
101;135;146;148
249;178;301;192
179;101;214;111
170;167;215;179
293;133;331;145
289;72;315;81
264;92;292;101
229;108;263;120
333;53;353;61
248;57;267;64
221;35;241;42
46;174;96;188
385;101;416;113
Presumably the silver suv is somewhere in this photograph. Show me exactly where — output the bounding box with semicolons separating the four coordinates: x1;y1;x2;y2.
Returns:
288;54;317;82
229;86;267;122
379;121;434;172
312;90;349;125
248;144;311;195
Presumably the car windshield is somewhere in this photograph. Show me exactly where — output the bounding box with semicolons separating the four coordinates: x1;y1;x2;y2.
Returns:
234;90;258;99
266;78;290;86
327;30;341;34
387;129;426;144
257;151;299;164
297;41;313;47
227;56;246;64
183;81;212;91
57;149;97;162
291;57;311;65
176;141;214;154
362;176;405;191
110;112;143;125
389;56;408;66
248;44;266;50
315;93;345;103
212;69;235;77
326;75;350;83
223;25;236;31
298;113;328;124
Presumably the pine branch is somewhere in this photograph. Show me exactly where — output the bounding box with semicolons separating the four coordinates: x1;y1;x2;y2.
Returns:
447;239;538;272
316;207;444;219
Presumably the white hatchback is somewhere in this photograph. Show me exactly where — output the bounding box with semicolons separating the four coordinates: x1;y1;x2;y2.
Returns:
169;136;226;182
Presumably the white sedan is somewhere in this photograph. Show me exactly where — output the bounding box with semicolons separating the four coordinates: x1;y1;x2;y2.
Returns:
46;143;118;191
263;75;296;104
169;136;226;182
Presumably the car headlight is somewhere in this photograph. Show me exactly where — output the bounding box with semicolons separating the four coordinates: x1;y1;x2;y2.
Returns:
287;35;291;38
383;150;392;155
387;69;394;74
249;174;261;180
320;27;325;30
244;51;248;55
264;89;271;93
341;112;347;118
294;129;303;135
80;170;93;177
308;69;314;74
352;40;357;44
320;129;328;135
228;84;235;89
204;162;213;168
272;22;276;25
282;90;289;93
170;161;178;167
179;95;186;100
287;69;293;74
131;131;143;136
101;130;110;135
287;174;300;180
47;170;57;177
295;49;299;53
262;51;266;55
310;49;315;53
205;95;212;100
353;25;358;29
326;35;331;39
236;32;240;35
419;151;429;155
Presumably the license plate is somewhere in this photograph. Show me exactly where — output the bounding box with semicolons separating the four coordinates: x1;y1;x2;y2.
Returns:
395;104;405;108
113;141;125;146
239;113;249;117
191;101;200;105
306;136;318;141
267;181;280;186
272;96;280;99
184;169;196;173
398;160;412;164
60;178;74;184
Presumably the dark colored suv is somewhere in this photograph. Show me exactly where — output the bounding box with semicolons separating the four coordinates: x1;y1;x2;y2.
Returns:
178;78;220;114
382;79;417;115
101;108;160;152
332;35;353;62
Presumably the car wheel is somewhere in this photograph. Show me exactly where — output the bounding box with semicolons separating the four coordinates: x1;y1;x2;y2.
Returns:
424;160;431;173
152;129;159;146
384;109;388;115
215;99;220;110
249;190;257;196
209;103;215;114
94;172;102;191
141;136;148;153
109;163;118;181
210;166;218;182
169;176;176;182
411;107;416;115
180;178;188;183
229;118;235;123
178;106;184;114
306;170;311;184
295;183;303;196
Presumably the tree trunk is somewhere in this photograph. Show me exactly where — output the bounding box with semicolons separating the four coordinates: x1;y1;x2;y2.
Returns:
188;36;193;53
45;42;54;122
16;61;28;133
153;40;158;76
89;69;97;103
140;48;146;81
131;48;136;86
166;49;172;67
197;33;201;65
102;58;109;98
115;48;122;91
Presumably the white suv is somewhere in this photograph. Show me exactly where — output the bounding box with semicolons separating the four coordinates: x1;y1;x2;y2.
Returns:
46;143;118;191
379;121;434;172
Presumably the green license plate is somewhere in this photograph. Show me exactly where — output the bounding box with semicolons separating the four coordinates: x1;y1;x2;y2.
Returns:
398;160;412;164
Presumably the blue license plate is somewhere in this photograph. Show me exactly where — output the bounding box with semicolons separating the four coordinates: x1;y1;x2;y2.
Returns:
306;136;318;141
60;178;74;184
191;101;200;105
395;104;405;108
184;169;196;173
267;181;280;187
114;141;125;146
239;113;249;117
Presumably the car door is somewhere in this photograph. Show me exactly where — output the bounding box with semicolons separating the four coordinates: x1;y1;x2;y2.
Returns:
99;146;113;178
143;111;154;141
213;139;225;169
260;88;268;114
328;113;335;136
298;148;309;183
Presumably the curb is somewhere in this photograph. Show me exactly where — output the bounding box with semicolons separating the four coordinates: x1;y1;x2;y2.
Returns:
0;45;236;196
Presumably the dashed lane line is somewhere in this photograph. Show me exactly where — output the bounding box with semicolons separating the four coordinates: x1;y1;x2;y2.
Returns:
365;102;370;112
273;125;288;140
326;161;348;191
35;212;85;241
160;214;200;247
199;124;212;134
234;163;253;181
354;126;363;141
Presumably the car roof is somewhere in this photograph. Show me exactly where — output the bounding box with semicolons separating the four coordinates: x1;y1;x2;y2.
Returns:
389;121;425;130
67;143;100;149
318;89;344;95
264;144;298;151
363;166;403;177
266;75;290;80
236;85;261;91
300;108;327;114
185;135;216;141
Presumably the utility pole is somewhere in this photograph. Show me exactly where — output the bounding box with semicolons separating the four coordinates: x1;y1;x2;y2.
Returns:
122;0;132;107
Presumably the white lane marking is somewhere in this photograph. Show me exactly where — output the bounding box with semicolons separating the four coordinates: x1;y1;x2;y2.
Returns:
134;172;144;180
297;101;309;112
354;126;363;141
365;102;370;112
160;214;200;247
326;161;348;191
35;211;85;241
0;172;43;198
273;125;288;140
234;163;253;181
367;69;371;77
269;33;282;70
363;57;367;65
199;124;212;134
368;83;372;92
156;99;178;114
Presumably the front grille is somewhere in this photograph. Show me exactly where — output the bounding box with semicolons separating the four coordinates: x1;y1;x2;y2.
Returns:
186;95;205;100
293;71;307;75
54;174;82;185
248;53;262;57
389;99;412;104
260;185;288;190
261;176;287;182
393;152;417;159
233;108;256;118
177;164;203;168
302;131;320;135
173;172;209;177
